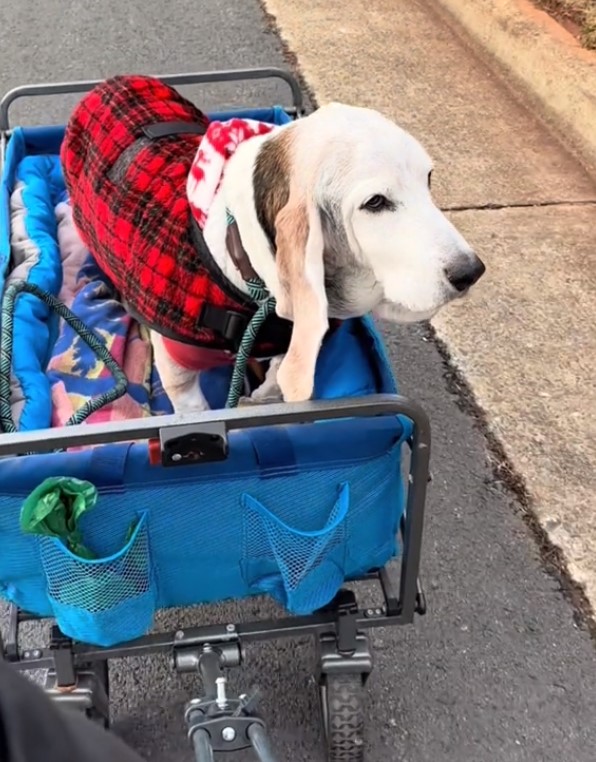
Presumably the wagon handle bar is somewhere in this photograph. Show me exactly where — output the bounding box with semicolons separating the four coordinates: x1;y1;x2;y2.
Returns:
0;394;429;456
0;67;305;133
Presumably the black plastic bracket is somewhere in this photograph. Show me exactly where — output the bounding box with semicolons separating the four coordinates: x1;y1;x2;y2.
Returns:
159;422;228;467
337;595;360;655
183;653;273;758
49;626;77;686
3;604;19;661
187;705;267;754
378;567;400;617
315;589;373;685
319;589;360;655
317;630;373;683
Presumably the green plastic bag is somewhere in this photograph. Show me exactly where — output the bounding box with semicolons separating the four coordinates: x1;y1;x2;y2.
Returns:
20;477;98;559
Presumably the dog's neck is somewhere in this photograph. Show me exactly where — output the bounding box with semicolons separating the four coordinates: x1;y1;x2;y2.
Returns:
201;131;282;299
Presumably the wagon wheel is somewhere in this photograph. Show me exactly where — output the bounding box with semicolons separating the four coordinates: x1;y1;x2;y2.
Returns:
319;673;366;761
84;660;110;729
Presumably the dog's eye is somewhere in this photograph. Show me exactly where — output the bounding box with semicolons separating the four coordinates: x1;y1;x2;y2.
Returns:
427;170;433;188
361;194;392;212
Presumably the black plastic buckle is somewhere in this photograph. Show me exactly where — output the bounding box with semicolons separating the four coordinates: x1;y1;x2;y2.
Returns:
199;304;249;350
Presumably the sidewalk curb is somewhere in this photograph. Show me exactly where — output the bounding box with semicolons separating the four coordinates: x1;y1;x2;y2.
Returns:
260;0;596;623
429;0;596;175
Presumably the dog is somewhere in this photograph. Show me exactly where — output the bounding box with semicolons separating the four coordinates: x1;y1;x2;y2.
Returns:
62;76;484;413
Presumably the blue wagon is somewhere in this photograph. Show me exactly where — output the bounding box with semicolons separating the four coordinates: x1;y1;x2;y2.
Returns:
0;69;430;762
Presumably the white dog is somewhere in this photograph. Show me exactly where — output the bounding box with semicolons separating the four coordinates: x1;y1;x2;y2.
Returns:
151;102;485;413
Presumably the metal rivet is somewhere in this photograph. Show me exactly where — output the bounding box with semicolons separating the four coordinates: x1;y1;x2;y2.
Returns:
171;453;182;462
32;649;41;658
175;630;185;640
222;727;236;742
226;623;236;633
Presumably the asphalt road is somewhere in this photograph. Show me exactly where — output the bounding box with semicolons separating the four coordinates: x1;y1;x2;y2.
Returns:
2;1;596;761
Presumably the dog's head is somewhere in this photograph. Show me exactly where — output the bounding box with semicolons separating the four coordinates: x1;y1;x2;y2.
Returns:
252;102;485;401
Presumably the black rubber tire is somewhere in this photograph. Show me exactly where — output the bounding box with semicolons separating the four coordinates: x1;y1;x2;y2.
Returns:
320;673;366;761
85;660;110;729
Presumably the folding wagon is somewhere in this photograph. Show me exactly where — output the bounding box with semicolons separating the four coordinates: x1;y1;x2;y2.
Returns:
0;68;430;762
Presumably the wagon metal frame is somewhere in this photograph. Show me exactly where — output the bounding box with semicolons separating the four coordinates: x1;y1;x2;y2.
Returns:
0;70;430;762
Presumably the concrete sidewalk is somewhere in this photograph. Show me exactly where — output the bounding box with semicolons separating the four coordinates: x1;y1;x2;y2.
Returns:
261;0;596;609
432;0;596;173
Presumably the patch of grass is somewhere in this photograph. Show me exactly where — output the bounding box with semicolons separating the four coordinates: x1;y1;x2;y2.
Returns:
534;0;596;50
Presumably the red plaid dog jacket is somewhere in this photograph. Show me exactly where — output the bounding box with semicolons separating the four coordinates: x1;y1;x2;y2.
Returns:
61;75;291;357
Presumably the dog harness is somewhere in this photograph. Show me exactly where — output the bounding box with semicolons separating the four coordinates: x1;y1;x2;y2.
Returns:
160;117;282;371
61;75;293;368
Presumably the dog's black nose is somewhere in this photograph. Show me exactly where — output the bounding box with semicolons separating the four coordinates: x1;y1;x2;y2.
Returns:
444;255;485;292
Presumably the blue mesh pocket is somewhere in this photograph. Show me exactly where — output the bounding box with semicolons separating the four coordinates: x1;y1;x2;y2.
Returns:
242;484;349;614
39;513;156;646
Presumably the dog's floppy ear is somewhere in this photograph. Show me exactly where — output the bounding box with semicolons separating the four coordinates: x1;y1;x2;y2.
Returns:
274;194;329;403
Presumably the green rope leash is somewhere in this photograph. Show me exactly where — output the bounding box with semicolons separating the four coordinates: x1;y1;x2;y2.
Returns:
225;278;276;409
224;210;276;409
0;281;128;435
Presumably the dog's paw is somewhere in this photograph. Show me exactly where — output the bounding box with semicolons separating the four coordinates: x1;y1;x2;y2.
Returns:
276;360;314;403
238;392;282;407
237;396;259;407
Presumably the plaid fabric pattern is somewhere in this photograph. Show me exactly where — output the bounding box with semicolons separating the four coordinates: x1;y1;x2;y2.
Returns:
61;75;257;349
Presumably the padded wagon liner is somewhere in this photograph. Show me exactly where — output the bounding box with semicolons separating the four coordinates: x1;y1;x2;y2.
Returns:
0;111;411;647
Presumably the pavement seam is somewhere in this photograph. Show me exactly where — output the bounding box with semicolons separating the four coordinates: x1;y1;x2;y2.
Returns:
443;199;596;212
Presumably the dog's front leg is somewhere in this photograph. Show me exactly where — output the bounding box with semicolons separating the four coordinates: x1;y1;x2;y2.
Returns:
151;331;209;414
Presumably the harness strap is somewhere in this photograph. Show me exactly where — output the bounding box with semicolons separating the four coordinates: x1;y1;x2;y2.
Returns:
141;121;207;139
189;215;254;311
